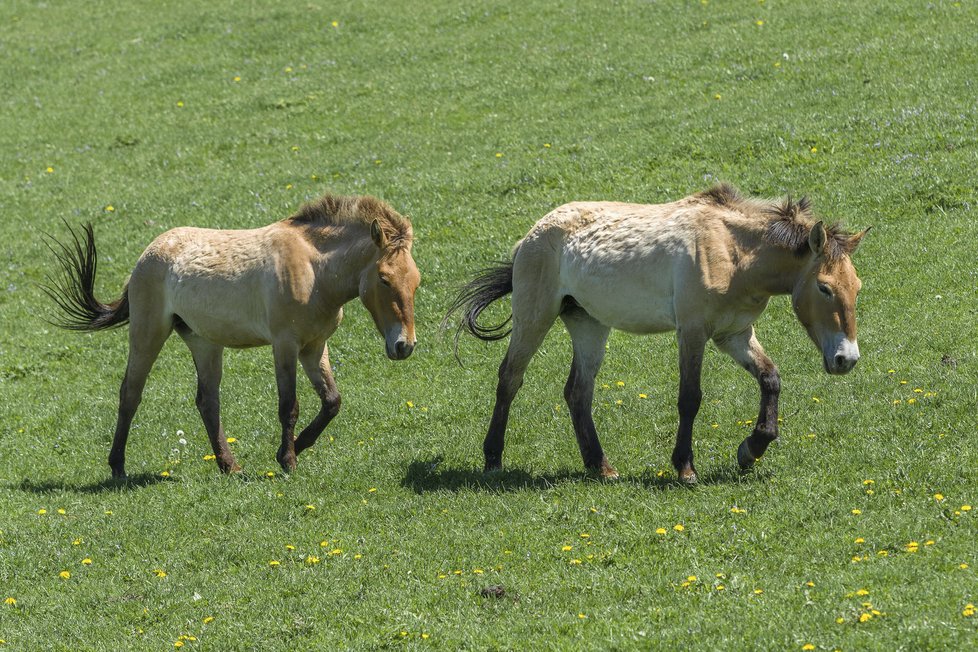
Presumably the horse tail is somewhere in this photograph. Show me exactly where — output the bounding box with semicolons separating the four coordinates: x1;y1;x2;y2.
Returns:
443;259;515;354
43;222;131;332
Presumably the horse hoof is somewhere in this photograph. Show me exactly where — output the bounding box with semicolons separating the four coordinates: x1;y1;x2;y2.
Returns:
737;439;757;470
600;460;620;480
483;462;503;474
678;468;698;484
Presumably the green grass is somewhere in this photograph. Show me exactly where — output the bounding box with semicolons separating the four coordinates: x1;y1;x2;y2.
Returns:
2;0;977;649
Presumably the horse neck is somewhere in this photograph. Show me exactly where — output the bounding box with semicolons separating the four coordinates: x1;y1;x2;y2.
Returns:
737;229;812;297
304;223;378;302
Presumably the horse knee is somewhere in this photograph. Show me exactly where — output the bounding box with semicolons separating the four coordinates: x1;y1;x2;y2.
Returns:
323;391;341;420
278;397;298;426
760;369;781;396
677;387;702;420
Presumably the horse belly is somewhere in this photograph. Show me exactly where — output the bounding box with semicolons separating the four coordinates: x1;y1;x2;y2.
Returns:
170;278;272;347
562;266;677;334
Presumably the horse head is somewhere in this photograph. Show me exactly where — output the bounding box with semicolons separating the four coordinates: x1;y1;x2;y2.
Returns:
791;222;869;375
360;219;420;360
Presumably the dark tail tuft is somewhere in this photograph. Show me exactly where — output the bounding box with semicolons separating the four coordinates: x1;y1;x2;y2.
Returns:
442;260;515;357
42;222;130;332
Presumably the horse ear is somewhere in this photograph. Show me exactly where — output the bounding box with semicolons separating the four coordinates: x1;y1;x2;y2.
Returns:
808;221;827;255
846;226;871;254
370;219;387;249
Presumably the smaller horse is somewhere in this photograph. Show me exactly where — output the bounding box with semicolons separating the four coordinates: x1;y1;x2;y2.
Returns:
46;193;420;478
447;183;868;482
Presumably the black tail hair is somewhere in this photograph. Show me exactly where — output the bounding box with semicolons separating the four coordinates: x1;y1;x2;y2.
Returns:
442;260;515;356
42;222;130;332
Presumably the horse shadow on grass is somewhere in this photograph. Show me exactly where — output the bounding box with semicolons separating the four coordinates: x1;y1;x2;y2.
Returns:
15;473;168;495
400;456;773;494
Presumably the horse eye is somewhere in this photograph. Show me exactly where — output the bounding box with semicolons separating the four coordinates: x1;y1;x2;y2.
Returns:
379;275;391;287
817;283;833;297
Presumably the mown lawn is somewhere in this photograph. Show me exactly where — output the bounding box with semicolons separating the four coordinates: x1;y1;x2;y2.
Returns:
1;1;976;649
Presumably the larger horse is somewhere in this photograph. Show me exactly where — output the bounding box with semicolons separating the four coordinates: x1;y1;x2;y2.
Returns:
46;193;420;479
448;183;868;483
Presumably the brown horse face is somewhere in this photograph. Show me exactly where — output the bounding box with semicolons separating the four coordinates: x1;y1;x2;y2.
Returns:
792;222;867;375
360;220;420;360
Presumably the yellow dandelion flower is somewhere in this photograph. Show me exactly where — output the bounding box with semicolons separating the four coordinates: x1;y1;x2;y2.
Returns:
37;508;47;515
46;166;55;173
755;20;765;27
925;540;935;546
716;584;725;591
203;454;216;461
934;493;944;501
331;21;339;27
754;588;763;595
656;528;666;535
570;559;582;565
203;616;215;624
405;401;414;408
269;560;280;567
233;76;241;82
562;545;573;551
544;143;552;148
836;617;845;624
856;588;869;596
176;101;184;108
285;544;295;551
959;563;969;570
687;575;698;582
305;504;316;511
963;604;975;617
59;571;71;579
473;569;484;574
306;555;320;564
422;633;430;639
72;538;82;545
616;381;625;387
639;393;648;399
4;597;15;606
855;537;865;544
851;509;862;515
495;152;503;158
859;612;872;623
153;569;167;578
673;524;685;532
160;471;170;478
802;645;814;651
714;94;722;100
105;205;115;212
226;437;237;443
174;642;184;649
806;581;815;587
863;479;875;485
82;558;92;565
578;613;587;619
961;505;972;512
579;532;590;539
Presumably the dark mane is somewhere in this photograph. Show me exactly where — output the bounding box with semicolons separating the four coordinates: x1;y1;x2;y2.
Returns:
287;193;412;247
697;183;857;260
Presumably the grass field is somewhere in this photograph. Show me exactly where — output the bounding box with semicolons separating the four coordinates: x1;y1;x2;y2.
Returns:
1;0;977;649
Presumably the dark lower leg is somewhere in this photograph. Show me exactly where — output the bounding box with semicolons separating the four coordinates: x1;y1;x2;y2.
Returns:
564;358;617;478
196;385;239;473
672;337;704;483
294;390;340;455
739;368;781;467
484;357;519;471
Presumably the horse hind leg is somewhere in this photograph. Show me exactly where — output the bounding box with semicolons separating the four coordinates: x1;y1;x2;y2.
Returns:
177;328;239;474
293;338;341;457
109;313;171;479
483;267;561;473
560;307;617;479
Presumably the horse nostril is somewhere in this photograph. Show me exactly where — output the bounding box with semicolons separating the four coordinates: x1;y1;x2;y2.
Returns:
835;354;856;370
395;341;411;359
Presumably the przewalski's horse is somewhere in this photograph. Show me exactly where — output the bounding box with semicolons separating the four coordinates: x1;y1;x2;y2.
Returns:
447;183;868;483
46;194;420;479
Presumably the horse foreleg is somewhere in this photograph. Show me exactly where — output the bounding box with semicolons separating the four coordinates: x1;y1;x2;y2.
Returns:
109;319;170;479
179;331;239;474
715;327;780;469
672;329;706;484
294;339;341;457
560;309;617;478
272;343;300;472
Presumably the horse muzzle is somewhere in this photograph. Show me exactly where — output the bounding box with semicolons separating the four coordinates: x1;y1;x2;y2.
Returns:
386;338;416;361
823;336;860;375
